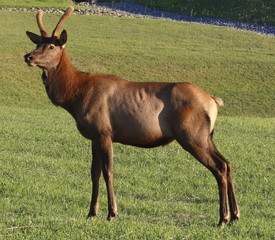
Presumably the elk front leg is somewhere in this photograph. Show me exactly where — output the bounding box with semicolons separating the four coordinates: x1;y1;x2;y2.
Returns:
87;142;102;219
90;136;117;221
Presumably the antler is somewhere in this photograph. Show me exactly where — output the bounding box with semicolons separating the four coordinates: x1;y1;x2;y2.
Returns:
52;7;74;37
37;10;49;37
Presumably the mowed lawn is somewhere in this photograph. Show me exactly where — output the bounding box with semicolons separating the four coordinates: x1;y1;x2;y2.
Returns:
0;9;274;239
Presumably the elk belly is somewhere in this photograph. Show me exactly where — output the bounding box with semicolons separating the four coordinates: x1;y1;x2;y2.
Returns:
111;109;173;147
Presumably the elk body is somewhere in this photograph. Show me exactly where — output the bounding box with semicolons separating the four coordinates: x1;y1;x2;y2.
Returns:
24;7;240;227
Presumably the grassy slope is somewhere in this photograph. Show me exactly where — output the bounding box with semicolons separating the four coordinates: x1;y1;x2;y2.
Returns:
0;11;274;116
0;0;71;9
0;9;274;240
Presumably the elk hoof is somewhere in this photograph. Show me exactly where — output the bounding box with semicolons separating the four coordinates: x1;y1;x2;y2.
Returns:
87;213;97;220
107;212;118;222
230;215;240;224
217;218;229;228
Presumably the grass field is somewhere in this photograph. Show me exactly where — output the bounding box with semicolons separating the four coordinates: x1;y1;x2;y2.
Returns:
0;6;274;240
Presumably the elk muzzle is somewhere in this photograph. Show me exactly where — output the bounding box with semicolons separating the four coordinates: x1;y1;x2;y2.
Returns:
24;53;35;66
24;53;32;61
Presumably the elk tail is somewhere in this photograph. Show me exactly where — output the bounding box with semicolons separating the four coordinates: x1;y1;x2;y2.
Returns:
212;96;224;107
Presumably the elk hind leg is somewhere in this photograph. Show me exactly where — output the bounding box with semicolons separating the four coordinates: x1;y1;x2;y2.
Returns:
212;147;240;223
177;137;230;227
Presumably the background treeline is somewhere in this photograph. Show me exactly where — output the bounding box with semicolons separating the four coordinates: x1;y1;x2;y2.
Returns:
98;0;275;25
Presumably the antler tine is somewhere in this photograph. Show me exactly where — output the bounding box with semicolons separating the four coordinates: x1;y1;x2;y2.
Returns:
36;10;49;37
52;7;74;37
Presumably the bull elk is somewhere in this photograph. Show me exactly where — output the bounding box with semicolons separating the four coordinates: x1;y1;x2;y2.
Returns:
24;7;240;227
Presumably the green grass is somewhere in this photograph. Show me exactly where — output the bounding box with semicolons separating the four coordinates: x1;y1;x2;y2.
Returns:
99;0;275;26
0;8;274;240
0;106;274;239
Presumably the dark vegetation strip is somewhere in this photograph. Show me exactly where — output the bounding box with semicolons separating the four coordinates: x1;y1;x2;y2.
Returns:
93;1;275;36
1;3;274;36
96;0;275;26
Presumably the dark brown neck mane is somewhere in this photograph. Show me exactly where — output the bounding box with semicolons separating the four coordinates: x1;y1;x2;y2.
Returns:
42;49;84;106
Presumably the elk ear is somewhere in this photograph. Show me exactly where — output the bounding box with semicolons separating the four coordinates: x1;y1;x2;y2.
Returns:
59;30;67;48
26;31;42;44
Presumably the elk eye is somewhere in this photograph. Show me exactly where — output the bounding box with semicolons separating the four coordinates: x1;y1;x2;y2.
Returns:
49;45;55;50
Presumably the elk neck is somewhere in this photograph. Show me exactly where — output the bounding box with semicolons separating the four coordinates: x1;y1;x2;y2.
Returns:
42;48;84;107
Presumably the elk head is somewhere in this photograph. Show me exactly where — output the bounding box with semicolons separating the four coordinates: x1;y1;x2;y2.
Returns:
24;7;74;70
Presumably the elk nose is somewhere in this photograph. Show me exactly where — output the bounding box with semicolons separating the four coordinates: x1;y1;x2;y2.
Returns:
24;53;33;62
